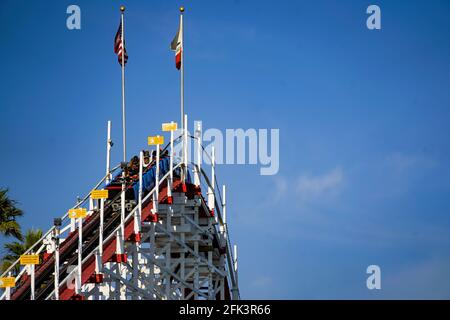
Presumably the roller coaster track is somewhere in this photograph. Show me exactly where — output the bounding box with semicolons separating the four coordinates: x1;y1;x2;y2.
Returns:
0;131;240;300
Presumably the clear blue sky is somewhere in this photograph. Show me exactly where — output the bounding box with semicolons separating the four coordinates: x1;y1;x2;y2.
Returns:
1;0;450;299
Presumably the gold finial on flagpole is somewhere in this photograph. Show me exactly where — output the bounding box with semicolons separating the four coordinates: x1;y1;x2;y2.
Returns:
120;5;125;12
180;6;185;13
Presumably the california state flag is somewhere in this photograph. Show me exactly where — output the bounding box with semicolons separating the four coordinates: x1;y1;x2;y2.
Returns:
170;18;182;70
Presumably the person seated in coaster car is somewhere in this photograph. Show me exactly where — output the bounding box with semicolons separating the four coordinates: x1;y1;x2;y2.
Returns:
127;155;140;180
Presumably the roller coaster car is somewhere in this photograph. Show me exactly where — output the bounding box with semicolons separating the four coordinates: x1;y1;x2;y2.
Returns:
105;175;137;201
105;154;169;201
105;182;136;201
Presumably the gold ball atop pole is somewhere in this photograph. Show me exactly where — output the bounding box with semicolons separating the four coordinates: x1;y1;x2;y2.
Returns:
120;5;125;12
180;6;185;13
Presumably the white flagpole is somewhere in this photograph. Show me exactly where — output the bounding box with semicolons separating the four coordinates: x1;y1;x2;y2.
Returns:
120;6;127;163
179;7;186;183
120;5;126;248
180;7;184;130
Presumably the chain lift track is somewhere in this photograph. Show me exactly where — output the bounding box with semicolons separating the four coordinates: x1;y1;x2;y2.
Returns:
0;118;240;300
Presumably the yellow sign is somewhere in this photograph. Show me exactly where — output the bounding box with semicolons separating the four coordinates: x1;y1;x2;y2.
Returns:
20;254;40;265
148;135;164;145
162;122;178;132
0;277;15;288
68;208;87;219
91;189;109;199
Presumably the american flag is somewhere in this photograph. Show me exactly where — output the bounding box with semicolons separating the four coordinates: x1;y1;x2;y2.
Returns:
114;20;128;66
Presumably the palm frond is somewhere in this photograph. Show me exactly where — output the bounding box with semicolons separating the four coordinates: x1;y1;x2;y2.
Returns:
0;188;24;240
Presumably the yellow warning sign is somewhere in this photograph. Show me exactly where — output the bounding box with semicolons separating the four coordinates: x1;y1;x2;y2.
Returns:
91;189;109;199
20;254;40;265
68;208;87;219
148;135;164;145
0;277;15;288
162;122;178;132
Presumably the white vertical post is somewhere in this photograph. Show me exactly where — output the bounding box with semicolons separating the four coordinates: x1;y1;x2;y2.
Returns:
183;114;188;184
222;185;226;235
30;263;35;300
94;199;103;278
154;143;160;213
95;251;101;276
106;120;112;184
76;217;83;295
70;217;75;233
168;124;174;200
116;231;123;254
208;146;215;214
99;199;104;257
54;228;60;300
194;121;202;186
137;151;143;231
5;272;11;300
120;174;125;248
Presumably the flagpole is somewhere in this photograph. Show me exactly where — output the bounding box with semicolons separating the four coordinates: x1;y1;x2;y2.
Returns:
120;5;126;163
180;6;184;130
120;5;126;249
179;7;186;183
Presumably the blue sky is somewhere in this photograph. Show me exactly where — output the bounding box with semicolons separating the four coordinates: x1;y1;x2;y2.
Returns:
1;0;450;299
